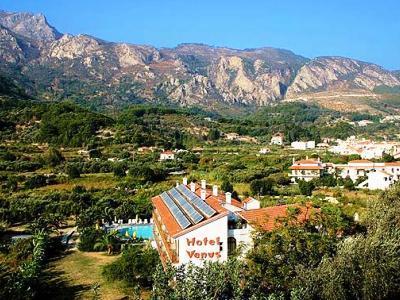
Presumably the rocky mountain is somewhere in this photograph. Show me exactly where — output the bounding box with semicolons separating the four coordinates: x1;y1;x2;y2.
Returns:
286;57;400;98
0;10;399;109
0;10;61;42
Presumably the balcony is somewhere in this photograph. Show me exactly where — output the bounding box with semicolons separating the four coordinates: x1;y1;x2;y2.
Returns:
152;213;178;265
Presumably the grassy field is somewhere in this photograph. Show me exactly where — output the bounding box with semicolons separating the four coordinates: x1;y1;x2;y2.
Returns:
37;173;118;192
42;250;148;300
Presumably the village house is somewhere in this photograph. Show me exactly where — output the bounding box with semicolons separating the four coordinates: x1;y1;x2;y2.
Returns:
259;147;271;154
291;141;315;150
137;146;158;153
366;170;396;190
270;133;284;146
329;137;400;159
160;150;175;161
152;179;312;267
225;133;258;143
290;157;400;190
289;157;325;182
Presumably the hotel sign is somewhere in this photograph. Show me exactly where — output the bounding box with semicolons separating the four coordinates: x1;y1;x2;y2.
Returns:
186;237;222;259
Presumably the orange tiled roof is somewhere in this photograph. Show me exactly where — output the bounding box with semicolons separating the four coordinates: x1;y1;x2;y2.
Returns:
384;162;400;166
289;165;323;170
238;204;313;231
293;159;320;164
162;150;174;154
348;159;373;163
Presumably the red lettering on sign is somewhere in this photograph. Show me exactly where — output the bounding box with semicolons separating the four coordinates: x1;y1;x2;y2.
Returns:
186;238;196;246
187;250;195;258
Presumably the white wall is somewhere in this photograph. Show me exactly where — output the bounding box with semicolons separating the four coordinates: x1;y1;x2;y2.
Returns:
176;216;228;267
228;226;253;255
368;172;395;190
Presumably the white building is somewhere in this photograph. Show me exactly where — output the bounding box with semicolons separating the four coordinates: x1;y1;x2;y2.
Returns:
289;157;324;182
270;133;284;146
152;179;311;267
333;160;400;190
329;137;400;159
160;150;175;161
367;170;396;190
259;148;271;154
291;141;315;150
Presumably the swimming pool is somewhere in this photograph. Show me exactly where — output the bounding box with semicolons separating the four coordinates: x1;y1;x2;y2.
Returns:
117;224;154;240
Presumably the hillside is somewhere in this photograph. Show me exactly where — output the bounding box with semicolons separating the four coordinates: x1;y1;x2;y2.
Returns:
0;10;399;110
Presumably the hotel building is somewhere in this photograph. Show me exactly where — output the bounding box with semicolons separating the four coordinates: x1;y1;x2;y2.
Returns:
152;178;312;267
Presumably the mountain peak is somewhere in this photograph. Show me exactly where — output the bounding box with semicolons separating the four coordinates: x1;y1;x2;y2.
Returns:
0;10;62;42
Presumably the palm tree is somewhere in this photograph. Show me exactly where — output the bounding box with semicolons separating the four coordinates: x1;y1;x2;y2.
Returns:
94;231;119;255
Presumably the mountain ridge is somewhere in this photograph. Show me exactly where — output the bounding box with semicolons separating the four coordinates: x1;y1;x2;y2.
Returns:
0;10;399;110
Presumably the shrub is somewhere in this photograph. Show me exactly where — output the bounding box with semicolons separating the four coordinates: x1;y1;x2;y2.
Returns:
66;164;80;179
46;147;65;167
221;180;233;193
343;177;355;190
113;164;126;178
298;180;315;196
78;227;103;252
250;178;274;196
103;245;159;288
24;175;47;189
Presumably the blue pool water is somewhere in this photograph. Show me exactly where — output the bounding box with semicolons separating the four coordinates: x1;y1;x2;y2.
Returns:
117;224;154;240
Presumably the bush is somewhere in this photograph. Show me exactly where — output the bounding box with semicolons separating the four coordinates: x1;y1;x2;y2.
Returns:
46;147;64;167
250;178;274;196
113;164;126;178
343;177;355;190
317;174;337;187
221;180;233;193
298;180;315;196
103;245;159;288
66;164;80;179
24;175;47;189
78;227;103;252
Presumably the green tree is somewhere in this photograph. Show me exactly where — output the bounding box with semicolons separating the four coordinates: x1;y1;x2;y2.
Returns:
298;180;315;196
382;153;395;162
103;244;159;288
343;177;355;190
152;259;247;299
250;178;274;196
66;164;80;179
24;175;47;189
113;164;126;178
247;205;347;297
207;128;220;141
94;230;119;255
221;180;234;193
298;185;400;299
46;147;65;167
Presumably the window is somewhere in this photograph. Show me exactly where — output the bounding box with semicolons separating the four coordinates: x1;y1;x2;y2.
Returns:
228;237;236;256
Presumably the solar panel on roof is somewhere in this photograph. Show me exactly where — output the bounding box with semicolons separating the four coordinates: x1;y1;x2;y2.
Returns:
160;192;191;229
169;188;204;224
177;185;216;218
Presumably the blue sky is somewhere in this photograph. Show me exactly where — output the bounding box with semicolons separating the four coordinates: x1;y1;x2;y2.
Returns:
2;0;399;69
